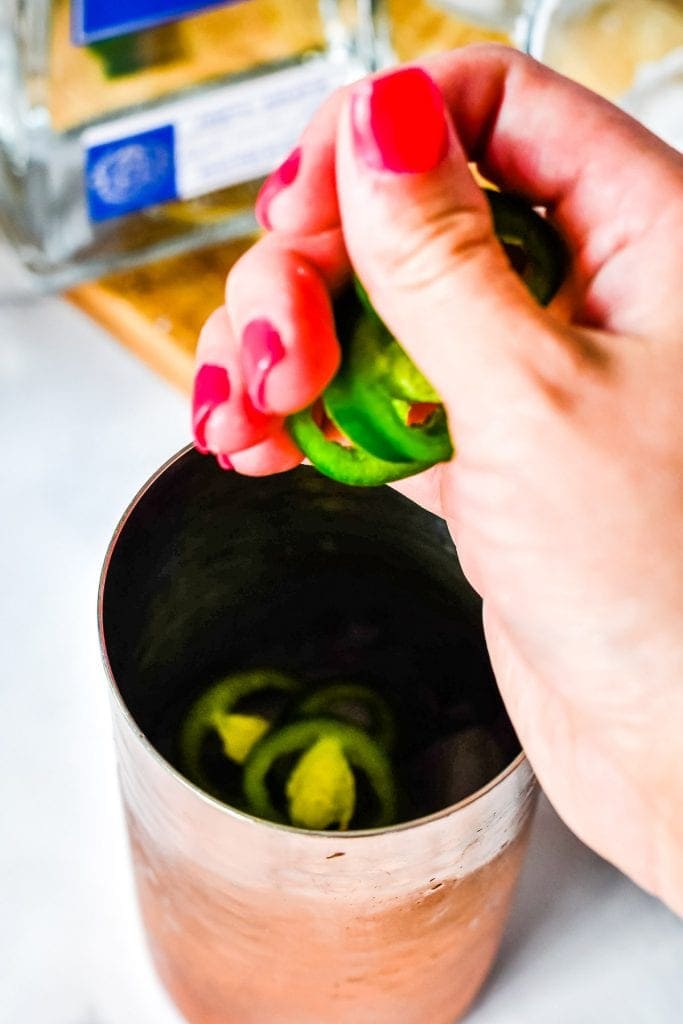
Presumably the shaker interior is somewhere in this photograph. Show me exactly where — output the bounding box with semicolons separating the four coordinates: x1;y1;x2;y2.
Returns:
101;451;520;818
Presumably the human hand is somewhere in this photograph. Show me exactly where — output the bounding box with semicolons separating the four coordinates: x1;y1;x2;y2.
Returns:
192;45;683;914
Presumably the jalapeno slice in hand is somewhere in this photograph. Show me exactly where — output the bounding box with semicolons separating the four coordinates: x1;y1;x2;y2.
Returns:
324;307;453;465
180;669;301;795
288;403;432;486
486;189;566;307
287;189;566;487
243;717;397;830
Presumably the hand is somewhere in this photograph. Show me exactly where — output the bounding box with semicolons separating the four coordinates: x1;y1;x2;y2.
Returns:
193;45;683;914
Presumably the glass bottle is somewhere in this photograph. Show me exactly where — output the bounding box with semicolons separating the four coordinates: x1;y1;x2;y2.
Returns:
375;0;524;66
521;0;683;150
0;0;375;287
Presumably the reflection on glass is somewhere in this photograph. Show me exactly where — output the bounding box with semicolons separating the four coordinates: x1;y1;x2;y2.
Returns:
522;0;683;149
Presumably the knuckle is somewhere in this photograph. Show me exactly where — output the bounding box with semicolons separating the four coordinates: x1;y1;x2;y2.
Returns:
522;325;614;415
371;205;499;300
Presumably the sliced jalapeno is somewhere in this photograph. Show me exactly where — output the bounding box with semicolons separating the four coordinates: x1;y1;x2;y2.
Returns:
324;307;453;464
288;404;431;486
486;189;567;307
243;717;397;830
297;683;396;752
287;188;567;486
180;669;301;794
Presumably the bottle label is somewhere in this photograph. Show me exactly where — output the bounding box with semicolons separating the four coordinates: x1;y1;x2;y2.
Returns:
82;59;356;223
72;0;232;44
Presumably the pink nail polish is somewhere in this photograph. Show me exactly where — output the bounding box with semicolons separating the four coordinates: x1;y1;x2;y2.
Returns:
241;319;285;413
255;147;302;230
216;453;234;470
350;68;449;174
192;364;230;454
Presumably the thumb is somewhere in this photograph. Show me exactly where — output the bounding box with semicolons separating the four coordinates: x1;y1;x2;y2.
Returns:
336;67;559;429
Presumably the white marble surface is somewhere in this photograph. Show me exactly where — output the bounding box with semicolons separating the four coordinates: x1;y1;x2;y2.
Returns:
0;270;681;1024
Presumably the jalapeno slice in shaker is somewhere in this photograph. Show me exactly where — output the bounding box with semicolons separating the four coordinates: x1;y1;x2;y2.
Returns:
180;669;302;794
296;683;396;752
243;717;397;830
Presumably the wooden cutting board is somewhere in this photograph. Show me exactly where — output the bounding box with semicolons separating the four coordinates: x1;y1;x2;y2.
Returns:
67;10;505;394
68;236;256;394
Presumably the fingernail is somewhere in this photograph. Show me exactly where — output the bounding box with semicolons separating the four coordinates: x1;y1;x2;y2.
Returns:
241;319;285;413
192;364;231;454
350;67;449;174
255;147;302;230
216;453;234;470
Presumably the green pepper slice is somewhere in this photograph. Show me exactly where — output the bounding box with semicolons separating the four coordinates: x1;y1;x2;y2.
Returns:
486;190;566;306
243;717;397;830
341;280;441;403
287;189;566;484
325;192;565;465
324;300;453;464
297;683;396;752
180;669;301;795
288;403;432;486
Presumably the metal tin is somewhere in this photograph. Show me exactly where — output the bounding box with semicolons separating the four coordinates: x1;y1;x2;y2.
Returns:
99;447;537;1024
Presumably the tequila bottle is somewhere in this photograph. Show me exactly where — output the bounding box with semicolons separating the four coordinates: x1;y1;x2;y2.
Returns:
0;0;375;287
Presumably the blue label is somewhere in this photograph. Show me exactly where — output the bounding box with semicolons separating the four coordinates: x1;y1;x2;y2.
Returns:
72;0;231;44
85;124;178;222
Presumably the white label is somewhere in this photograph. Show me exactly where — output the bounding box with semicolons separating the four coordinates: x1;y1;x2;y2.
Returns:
176;58;357;197
83;58;362;219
